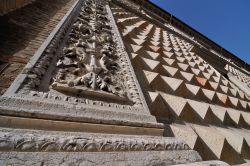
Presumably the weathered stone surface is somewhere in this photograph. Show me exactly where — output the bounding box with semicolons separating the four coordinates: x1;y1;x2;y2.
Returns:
0;0;76;90
0;63;24;88
0;128;188;152
0;151;201;166
170;160;230;166
0;0;250;165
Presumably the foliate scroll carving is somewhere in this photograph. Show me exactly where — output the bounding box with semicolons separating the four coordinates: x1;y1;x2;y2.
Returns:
51;0;127;99
0;131;190;152
17;0;145;110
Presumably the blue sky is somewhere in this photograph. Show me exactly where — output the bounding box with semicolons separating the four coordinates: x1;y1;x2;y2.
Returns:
150;0;250;65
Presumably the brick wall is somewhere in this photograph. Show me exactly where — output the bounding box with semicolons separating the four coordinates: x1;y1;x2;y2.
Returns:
0;0;35;16
0;0;76;95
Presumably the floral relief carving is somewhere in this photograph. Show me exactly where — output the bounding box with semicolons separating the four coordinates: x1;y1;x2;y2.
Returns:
51;0;127;99
17;0;144;109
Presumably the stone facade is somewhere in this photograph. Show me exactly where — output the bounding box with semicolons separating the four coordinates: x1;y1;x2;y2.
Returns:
0;0;249;165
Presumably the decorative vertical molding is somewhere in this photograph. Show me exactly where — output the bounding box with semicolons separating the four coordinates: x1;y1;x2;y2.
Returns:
106;3;150;112
0;0;161;128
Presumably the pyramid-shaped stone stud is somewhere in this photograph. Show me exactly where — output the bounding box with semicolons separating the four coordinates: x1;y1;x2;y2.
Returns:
175;51;182;56
191;68;201;76
149;45;160;52
195;76;208;87
218;85;229;94
170;123;198;149
192;124;225;159
241;112;250;127
130;44;142;53
212;76;221;83
177;62;190;72
143;70;159;85
162;57;176;67
137;34;147;40
160;93;187;117
202;72;212;80
146;51;160;60
164;46;172;52
209;105;227;123
228;88;237;97
214;92;229;106
206;81;218;91
198;88;215;102
131;53;138;59
162;65;179;77
179;71;195;83
203;107;224;125
148;92;171;118
239;100;247;110
141;57;160;71
163;51;174;58
177;83;201;98
161;76;184;93
176;57;187;63
132;38;145;45
188;61;198;68
227;108;241;126
228;96;239;108
215;127;246;157
186;100;210;120
150;41;160;46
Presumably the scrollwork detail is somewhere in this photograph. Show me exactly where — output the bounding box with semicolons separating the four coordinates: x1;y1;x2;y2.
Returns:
0;132;190;152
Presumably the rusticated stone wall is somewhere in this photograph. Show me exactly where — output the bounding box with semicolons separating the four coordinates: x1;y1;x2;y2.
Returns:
110;1;250;165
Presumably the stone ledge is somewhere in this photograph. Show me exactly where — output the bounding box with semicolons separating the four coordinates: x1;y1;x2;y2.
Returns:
170;160;230;166
0;96;163;128
0;151;201;166
0;127;188;152
0;116;164;136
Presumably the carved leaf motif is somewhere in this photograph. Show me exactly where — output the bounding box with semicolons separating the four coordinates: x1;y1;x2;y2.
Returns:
51;0;127;99
115;143;129;151
100;142;114;151
83;142;100;152
40;142;60;152
15;140;37;151
155;143;165;151
165;143;174;150
144;143;155;151
131;143;143;151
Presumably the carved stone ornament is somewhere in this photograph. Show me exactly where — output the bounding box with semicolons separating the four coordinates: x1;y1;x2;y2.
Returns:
51;1;126;99
0;129;189;152
10;0;146;110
